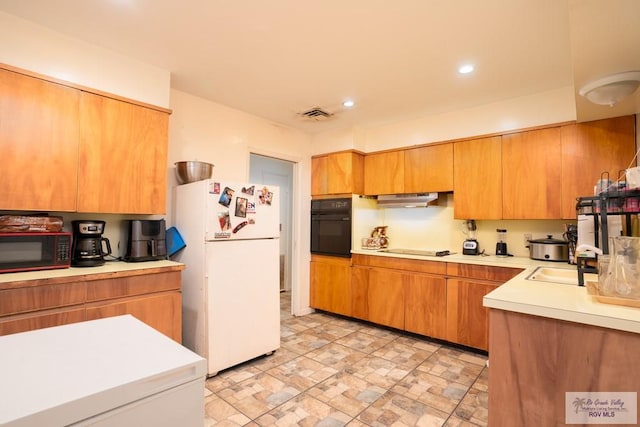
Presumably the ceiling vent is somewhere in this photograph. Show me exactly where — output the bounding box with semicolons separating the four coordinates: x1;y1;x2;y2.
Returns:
298;106;334;121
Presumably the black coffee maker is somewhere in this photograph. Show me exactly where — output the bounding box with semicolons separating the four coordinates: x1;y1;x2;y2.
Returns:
71;220;112;267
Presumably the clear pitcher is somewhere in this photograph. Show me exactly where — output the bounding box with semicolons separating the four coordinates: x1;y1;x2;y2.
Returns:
610;236;640;298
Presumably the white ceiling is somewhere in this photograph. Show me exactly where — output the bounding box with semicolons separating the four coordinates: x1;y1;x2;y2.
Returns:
0;0;638;133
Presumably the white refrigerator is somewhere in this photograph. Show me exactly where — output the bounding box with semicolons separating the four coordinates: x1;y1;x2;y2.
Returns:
175;179;280;376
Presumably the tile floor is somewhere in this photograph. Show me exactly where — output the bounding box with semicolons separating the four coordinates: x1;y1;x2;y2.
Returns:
203;291;489;426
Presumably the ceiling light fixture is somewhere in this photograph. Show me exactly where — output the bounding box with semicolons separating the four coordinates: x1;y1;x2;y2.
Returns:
342;100;355;108
579;71;640;107
458;64;474;74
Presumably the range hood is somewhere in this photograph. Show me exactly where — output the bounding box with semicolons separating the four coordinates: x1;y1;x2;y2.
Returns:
377;193;438;208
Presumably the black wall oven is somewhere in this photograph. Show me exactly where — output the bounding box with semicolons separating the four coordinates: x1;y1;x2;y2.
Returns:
310;198;352;257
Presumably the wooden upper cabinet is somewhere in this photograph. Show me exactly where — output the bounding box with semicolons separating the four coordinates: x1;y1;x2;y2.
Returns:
311;151;363;196
404;143;454;193
364;150;405;195
78;92;169;214
453;136;502;219
561;115;636;219
311;156;328;195
0;68;80;211
502;127;562;219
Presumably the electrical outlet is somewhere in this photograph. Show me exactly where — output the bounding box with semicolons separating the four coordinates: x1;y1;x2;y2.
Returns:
524;233;532;246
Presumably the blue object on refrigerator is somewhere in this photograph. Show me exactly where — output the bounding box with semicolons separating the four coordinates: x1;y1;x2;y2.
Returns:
166;226;186;256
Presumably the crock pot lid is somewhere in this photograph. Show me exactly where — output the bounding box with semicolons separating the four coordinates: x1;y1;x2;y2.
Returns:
528;235;568;244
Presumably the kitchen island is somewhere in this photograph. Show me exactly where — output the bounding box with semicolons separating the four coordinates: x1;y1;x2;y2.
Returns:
484;267;640;426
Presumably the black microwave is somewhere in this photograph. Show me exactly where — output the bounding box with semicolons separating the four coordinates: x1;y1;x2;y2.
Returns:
0;232;72;274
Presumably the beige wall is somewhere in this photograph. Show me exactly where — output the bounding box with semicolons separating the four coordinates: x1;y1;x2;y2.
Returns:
0;11;170;108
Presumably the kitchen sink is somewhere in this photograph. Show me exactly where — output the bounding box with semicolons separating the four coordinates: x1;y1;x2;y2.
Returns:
525;266;578;285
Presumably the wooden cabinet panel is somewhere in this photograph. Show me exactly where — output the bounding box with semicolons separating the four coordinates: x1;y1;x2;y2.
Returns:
311;156;328;195
0;307;86;336
404;143;454;193
310;256;352;316
352;254;446;275
405;273;447;340
453;136;502;219
311;151;364;196
0;68;80;211
327;151;364;194
0;283;86;316
446;278;498;350
364;151;404;195
561;116;636;219
78;92;169;214
367;268;405;329
446;263;522;282
350;266;370;320
86;271;181;301
86;292;182;342
502;127;562;219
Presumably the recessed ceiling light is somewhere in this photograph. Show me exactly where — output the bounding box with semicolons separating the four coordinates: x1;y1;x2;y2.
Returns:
342;100;355;108
458;64;474;74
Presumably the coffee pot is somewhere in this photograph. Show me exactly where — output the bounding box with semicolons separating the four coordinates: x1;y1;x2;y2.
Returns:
71;220;112;267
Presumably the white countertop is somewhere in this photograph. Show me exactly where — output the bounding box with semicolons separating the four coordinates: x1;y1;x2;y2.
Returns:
0;315;206;426
0;259;184;284
353;248;640;334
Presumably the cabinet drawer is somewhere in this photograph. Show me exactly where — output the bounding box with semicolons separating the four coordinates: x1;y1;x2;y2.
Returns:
0;283;86;316
352;254;446;275
446;263;522;282
0;307;86;336
86;271;181;301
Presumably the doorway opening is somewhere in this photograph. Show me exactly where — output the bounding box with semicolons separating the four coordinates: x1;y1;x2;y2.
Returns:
249;153;294;318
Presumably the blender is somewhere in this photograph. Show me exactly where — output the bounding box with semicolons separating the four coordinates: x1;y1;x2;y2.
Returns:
462;220;480;255
496;228;508;257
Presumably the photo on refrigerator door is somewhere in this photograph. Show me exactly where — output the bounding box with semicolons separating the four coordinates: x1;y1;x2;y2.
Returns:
241;185;255;196
218;212;231;231
235;197;248;218
258;186;273;205
218;187;235;207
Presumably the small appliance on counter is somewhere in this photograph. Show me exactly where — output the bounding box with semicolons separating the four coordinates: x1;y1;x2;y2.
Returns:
462;220;480;255
123;219;167;262
496;228;508;257
526;235;569;262
71;220;111;267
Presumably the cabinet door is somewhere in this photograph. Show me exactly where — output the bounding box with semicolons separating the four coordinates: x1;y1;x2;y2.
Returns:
502;127;562;219
367;268;404;329
86;292;182;342
0;69;80;211
446;278;499;350
364;151;404;195
310;257;352;316
327;152;364;194
405;273;447;340
453;137;502;219
351;266;370;320
78;92;169;214
311;156;328;195
561;116;636;219
404;143;454;193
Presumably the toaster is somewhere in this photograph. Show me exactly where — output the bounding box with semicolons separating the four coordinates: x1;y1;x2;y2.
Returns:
124;219;167;262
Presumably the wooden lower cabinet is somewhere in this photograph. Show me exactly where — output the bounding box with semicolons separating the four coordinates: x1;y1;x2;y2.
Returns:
446;278;498;350
367;268;405;329
405;273;447;340
86;292;181;342
310;255;352;316
0;266;183;342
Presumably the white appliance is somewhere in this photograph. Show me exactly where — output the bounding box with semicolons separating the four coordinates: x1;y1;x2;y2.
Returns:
175;179;280;376
0;315;206;427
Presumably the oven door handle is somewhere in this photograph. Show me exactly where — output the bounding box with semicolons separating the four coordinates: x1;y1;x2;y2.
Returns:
311;213;351;221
